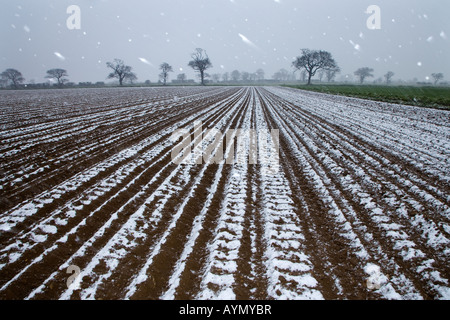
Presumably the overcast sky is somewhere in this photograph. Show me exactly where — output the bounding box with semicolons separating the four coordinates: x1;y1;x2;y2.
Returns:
1;0;449;84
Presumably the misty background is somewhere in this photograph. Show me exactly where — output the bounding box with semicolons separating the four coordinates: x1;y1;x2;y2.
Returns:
1;0;449;84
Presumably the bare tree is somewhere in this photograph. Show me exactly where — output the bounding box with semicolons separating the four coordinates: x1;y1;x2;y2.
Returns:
211;74;221;83
1;68;25;89
384;71;395;84
288;71;297;81
127;73;137;84
159;62;173;86
255;68;265;81
318;70;325;82
222;72;229;82
273;68;290;81
300;70;307;83
325;67;340;82
292;49;339;85
354;67;374;84
431;73;444;85
241;71;250;82
46;68;69;87
106;59;137;86
177;73;186;83
231;70;241;82
188;48;212;85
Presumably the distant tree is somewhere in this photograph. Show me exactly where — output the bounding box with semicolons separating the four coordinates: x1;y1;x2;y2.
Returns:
288;72;297;81
241;71;250;82
79;82;92;87
255;68;265;81
384;71;395;84
354;67;374;84
325;67;340;82
1;68;25;89
231;70;241;82
318;70;325;82
188;48;212;85
431;73;444;85
159;62;173;86
211;74;221;83
292;49;339;85
272;70;280;81
222;72;229;82
374;77;383;84
106;59;137;86
300;70;307;82
0;78;7;88
127;73;137;84
273;69;290;81
46;68;69;87
177;73;186;83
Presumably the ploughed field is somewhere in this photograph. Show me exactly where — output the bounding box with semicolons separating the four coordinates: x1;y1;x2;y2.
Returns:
0;86;449;300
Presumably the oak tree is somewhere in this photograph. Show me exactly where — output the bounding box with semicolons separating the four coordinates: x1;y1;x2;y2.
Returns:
188;48;212;85
292;49;339;85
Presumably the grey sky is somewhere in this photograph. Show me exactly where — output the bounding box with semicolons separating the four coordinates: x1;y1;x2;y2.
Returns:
1;0;449;84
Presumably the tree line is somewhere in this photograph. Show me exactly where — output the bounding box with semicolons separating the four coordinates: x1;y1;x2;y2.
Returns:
1;48;446;89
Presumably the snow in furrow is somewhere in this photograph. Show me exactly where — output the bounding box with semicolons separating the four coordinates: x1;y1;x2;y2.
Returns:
0;137;155;230
0;120;179;265
2;87;448;300
27;90;241;299
0;98;146;156
265;87;449;299
2;89;235;294
161;92;250;300
57;88;244;299
58;164;193;300
0;89;231;233
195;90;253;300
125;90;249;300
254;90;324;300
261;89;411;299
0;135;170;271
271;88;449;220
10;141;178;298
161;165;224;300
0;89;224;187
273;91;450;259
268;87;450;181
25;123;196;299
